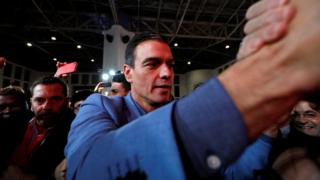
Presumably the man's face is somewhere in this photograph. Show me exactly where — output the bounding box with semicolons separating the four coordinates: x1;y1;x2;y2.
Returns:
291;101;320;137
0;95;25;120
124;40;174;111
30;84;68;128
109;82;129;97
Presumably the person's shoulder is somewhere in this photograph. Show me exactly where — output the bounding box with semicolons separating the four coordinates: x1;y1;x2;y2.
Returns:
85;93;112;104
86;93;122;101
86;93;127;108
86;93;105;100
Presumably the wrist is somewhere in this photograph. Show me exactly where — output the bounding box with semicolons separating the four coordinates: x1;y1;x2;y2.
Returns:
218;45;301;140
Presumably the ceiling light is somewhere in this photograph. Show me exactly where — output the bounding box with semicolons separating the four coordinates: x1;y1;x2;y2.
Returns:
91;59;95;62
102;73;109;81
26;42;32;47
109;69;116;76
77;45;82;49
225;45;230;49
174;43;178;47
53;58;57;61
187;61;191;65
51;36;57;41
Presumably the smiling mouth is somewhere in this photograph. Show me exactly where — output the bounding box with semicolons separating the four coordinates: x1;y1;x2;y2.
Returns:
302;126;315;129
296;124;315;129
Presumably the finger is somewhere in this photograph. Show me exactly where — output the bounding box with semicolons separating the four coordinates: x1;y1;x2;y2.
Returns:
244;4;295;34
237;37;263;60
246;0;289;20
247;21;288;45
237;22;287;59
56;61;68;68
56;62;62;68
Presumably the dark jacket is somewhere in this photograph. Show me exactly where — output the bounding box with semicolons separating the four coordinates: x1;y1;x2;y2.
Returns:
20;109;74;180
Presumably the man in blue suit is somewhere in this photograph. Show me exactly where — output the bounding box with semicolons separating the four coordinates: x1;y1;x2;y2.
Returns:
66;0;320;179
67;32;248;179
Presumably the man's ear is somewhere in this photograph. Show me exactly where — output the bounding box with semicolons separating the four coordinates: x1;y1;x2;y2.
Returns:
123;64;133;83
30;98;34;112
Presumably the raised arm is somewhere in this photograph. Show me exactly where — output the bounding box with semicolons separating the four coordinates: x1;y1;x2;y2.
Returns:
219;0;320;139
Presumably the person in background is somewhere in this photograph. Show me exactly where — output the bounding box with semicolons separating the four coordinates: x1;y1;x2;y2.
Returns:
9;76;74;180
54;89;93;180
262;97;320;180
291;99;320;137
0;86;32;177
224;94;320;180
93;82;111;95
93;73;130;97
69;89;94;114
109;73;131;97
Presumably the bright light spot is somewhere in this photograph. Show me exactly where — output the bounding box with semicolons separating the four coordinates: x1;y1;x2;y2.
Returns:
225;45;230;49
174;43;178;47
26;42;32;47
102;73;109;81
91;59;95;62
187;61;191;65
51;36;57;41
104;91;109;96
77;45;82;49
109;69;116;76
53;58;57;61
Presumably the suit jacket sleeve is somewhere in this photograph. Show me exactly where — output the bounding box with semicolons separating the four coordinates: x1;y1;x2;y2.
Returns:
223;135;274;180
65;94;122;158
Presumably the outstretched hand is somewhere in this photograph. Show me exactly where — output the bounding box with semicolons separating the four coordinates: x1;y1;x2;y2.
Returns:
219;0;320;139
237;0;296;59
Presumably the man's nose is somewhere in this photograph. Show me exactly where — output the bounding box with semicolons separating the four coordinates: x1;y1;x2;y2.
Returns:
42;100;53;109
298;115;309;124
159;64;172;79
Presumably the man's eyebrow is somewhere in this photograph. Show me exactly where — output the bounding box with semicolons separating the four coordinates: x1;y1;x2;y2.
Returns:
142;57;161;64
142;57;175;64
167;59;175;63
304;110;317;113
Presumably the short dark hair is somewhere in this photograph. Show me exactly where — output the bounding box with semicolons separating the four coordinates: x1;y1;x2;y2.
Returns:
125;32;167;67
305;91;320;111
0;86;28;109
30;76;68;97
70;89;93;107
112;73;131;91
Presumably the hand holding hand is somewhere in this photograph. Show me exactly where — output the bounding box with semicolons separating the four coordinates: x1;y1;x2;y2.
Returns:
237;0;296;59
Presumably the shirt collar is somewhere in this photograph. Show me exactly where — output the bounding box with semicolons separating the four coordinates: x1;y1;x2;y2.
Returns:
125;92;146;116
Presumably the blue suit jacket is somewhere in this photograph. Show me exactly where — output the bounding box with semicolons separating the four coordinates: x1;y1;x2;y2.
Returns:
224;135;274;180
66;78;249;179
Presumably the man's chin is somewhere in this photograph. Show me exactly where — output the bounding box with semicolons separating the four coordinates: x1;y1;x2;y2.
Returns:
152;97;171;105
301;129;320;137
36;116;59;127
